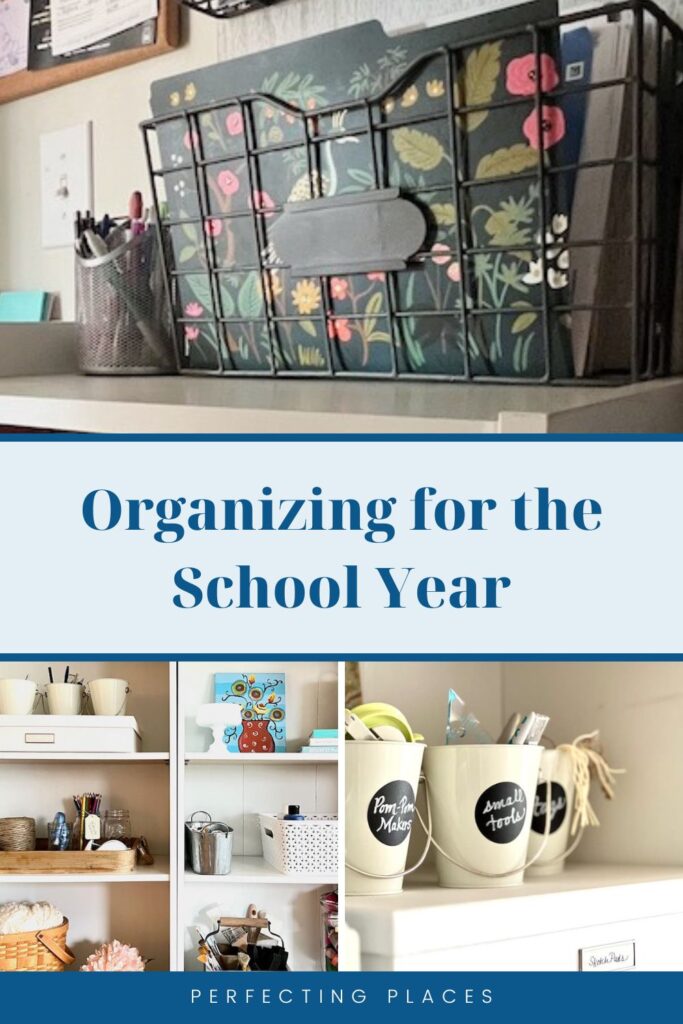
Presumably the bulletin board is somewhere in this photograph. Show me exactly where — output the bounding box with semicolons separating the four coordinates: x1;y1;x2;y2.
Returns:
0;0;180;105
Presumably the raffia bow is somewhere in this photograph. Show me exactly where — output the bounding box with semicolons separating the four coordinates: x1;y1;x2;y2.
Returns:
556;730;625;836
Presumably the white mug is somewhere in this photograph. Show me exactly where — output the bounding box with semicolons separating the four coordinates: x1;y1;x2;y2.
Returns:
88;678;129;716
424;744;543;888
526;748;577;877
0;678;38;715
46;683;82;716
346;740;425;896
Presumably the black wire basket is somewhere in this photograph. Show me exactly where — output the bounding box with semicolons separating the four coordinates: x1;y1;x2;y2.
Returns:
142;0;683;384
180;0;286;19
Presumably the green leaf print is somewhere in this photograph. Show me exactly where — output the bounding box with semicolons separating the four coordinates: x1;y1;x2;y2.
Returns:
393;128;445;172
237;272;264;319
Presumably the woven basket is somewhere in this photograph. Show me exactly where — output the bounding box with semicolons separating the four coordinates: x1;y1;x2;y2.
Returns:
0;818;35;852
0;918;75;972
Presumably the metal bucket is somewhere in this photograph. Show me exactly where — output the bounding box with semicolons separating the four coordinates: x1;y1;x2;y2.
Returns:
186;811;234;875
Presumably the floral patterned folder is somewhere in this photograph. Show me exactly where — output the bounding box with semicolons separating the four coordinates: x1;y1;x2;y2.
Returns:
148;0;574;379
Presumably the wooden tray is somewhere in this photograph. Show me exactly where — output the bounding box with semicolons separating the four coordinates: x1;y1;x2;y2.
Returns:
0;848;136;874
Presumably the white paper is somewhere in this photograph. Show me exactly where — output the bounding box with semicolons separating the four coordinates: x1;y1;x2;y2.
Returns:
50;0;158;57
0;0;30;78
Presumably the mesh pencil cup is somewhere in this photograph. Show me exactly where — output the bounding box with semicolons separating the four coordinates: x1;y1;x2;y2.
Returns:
76;232;176;375
424;744;543;888
345;740;425;896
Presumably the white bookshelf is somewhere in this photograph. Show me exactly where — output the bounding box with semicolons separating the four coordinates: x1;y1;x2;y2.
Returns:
184;856;337;886
186;752;337;765
0;752;170;764
0;857;172;885
0;661;176;971
178;660;339;972
0;660;339;972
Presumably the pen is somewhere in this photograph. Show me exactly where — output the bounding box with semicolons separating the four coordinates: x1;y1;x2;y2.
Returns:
129;191;144;237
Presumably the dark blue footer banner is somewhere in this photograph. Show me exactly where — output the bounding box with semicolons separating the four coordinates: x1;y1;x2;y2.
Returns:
1;972;679;1021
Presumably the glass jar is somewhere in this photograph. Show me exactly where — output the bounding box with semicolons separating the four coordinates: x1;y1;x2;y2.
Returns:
103;809;132;843
320;890;338;971
48;818;71;851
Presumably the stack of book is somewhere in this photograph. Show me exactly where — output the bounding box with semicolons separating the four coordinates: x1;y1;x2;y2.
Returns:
300;729;338;755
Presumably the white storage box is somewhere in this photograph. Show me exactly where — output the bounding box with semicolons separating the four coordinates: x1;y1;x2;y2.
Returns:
0;715;141;753
259;813;337;875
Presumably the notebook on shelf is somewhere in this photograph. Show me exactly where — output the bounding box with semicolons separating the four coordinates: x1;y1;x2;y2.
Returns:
0;290;54;323
567;9;678;379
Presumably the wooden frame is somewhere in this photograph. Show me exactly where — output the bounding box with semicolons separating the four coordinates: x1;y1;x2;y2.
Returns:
0;0;180;106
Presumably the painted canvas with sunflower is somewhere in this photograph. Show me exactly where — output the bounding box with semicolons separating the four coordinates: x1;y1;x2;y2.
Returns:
214;672;287;754
151;0;573;379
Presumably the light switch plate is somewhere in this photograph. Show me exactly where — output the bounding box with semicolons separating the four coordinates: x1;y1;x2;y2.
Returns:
40;122;93;249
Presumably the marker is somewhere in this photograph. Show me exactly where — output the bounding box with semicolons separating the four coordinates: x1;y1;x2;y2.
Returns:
129;191;145;237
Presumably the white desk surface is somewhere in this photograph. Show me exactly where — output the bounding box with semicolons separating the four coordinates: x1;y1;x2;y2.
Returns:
0;373;682;433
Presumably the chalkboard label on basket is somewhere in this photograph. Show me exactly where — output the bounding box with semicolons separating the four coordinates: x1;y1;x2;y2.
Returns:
475;782;527;844
367;780;416;847
531;781;568;835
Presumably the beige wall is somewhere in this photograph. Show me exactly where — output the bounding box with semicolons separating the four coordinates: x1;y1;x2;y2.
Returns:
0;10;218;318
0;0;680;319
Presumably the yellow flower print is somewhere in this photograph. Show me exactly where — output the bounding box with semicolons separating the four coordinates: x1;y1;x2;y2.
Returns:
169;91;180;107
382;97;396;115
291;279;321;315
184;82;197;102
426;79;445;98
401;85;419;108
266;271;283;302
268;125;284;144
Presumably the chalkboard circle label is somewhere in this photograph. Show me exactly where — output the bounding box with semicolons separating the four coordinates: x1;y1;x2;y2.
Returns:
531;781;567;835
475;782;527;844
367;780;416;847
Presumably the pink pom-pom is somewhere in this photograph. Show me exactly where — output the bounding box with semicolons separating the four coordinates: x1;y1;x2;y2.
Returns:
80;940;145;972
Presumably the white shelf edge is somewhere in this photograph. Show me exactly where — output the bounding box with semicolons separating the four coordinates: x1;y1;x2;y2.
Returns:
184;856;336;886
0;751;170;763
0;857;171;884
185;752;337;765
346;863;683;960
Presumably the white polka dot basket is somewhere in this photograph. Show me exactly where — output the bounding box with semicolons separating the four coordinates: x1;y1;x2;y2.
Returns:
259;814;338;875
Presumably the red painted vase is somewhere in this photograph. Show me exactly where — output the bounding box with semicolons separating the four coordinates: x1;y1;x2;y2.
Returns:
238;719;275;753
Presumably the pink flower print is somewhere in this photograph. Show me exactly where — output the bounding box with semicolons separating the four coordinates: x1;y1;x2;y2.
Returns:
185;302;204;318
217;169;240;197
523;105;566;150
327;318;352;343
430;242;451;265
183;130;199;152
330;277;349;300
225;110;244;136
506;53;559;96
205;217;223;238
367;272;386;282
447;261;462;283
185;326;200;342
306;97;317;110
251;190;275;217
